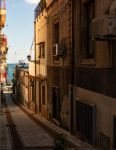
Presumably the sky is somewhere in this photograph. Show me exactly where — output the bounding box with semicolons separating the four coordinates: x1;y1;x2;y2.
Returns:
3;0;40;63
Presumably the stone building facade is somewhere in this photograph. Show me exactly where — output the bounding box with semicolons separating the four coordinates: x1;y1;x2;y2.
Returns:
46;0;72;130
73;0;116;149
0;0;7;84
32;0;72;128
34;1;48;118
15;64;29;108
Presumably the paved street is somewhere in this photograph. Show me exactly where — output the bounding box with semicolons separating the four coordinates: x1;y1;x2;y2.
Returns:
0;93;96;150
1;93;54;150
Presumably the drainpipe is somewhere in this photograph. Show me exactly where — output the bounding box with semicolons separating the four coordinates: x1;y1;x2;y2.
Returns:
0;29;1;112
70;0;74;133
34;21;37;113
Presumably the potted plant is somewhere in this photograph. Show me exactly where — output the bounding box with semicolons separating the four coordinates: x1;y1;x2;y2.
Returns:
53;133;66;150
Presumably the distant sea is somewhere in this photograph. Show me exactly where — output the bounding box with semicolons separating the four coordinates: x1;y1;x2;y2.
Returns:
7;63;16;82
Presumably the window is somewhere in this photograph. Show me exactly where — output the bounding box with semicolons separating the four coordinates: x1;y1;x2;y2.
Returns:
76;100;96;144
42;85;45;105
54;22;59;44
81;0;95;59
53;21;60;63
32;86;35;102
38;42;45;58
100;132;110;150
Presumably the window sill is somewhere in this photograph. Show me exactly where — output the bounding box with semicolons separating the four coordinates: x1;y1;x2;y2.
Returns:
80;59;96;66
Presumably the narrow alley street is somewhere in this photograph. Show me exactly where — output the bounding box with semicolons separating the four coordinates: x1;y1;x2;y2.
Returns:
0;93;95;150
1;93;54;150
0;0;116;149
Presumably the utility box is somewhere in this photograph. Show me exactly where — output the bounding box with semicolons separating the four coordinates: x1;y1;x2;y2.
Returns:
92;14;116;40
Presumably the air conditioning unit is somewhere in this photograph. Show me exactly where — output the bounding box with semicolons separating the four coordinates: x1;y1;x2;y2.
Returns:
92;14;116;40
53;44;66;57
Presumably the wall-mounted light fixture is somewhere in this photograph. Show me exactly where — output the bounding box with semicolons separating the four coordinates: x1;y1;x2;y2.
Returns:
27;55;31;61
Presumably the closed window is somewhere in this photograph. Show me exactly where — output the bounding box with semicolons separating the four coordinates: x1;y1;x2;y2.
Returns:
76;100;96;144
38;42;45;58
42;85;45;105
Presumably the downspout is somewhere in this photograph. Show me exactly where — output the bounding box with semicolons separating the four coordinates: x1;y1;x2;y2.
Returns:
0;28;1;111
70;0;74;133
34;21;37;113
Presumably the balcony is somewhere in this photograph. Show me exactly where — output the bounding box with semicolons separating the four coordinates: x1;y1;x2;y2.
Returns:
0;34;7;46
34;0;46;20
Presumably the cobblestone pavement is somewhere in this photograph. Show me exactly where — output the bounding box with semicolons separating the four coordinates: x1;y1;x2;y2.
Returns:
0;93;96;150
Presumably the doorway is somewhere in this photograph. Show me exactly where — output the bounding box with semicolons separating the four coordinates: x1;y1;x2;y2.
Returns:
52;87;60;121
